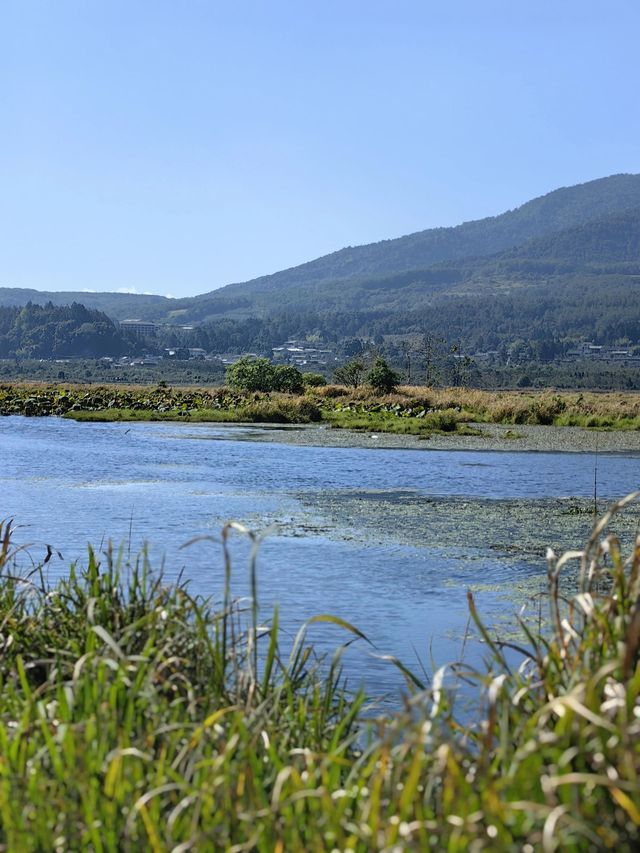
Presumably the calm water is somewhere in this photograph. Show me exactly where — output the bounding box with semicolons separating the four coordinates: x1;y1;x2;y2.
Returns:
3;415;640;697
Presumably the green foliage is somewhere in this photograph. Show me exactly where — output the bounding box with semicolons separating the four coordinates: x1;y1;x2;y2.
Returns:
323;406;468;436
0;384;321;423
333;358;365;388
0;302;127;358
0;357;227;386
272;364;304;394
301;371;327;388
6;382;640;436
225;356;275;391
0;496;639;849
225;357;304;394
366;357;401;394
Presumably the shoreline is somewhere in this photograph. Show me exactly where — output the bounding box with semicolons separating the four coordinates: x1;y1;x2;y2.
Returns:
167;419;640;453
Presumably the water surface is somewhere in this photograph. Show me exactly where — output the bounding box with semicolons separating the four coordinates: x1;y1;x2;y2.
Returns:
3;416;640;697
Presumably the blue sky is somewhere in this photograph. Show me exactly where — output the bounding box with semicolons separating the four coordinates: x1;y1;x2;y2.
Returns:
2;0;639;297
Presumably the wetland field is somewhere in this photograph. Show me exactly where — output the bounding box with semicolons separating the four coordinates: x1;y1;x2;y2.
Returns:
1;384;640;849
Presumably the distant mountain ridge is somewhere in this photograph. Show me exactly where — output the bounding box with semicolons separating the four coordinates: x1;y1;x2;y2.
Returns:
2;173;640;335
200;173;640;299
501;204;640;266
0;288;171;322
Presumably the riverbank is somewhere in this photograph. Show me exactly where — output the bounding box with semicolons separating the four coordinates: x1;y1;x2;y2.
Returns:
1;500;638;850
178;420;640;453
3;382;640;446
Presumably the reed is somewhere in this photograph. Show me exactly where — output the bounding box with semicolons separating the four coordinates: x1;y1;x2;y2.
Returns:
0;499;639;850
3;381;640;434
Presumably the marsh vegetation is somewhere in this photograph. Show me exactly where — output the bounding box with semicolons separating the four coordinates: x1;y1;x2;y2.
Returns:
0;496;639;850
2;382;640;438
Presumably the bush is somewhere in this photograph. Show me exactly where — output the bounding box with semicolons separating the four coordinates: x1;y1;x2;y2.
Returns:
225;357;276;392
301;372;327;388
333;359;365;388
225;358;304;394
272;364;304;394
366;357;401;394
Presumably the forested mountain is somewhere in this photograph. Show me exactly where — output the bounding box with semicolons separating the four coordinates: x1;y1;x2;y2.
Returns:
2;173;640;361
178;173;640;310
0;303;128;358
177;201;640;355
170;204;640;323
500;205;640;267
0;288;171;322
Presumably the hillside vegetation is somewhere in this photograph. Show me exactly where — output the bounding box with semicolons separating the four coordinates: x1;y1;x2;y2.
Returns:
3;382;640;434
187;172;640;303
3;175;640;365
0;303;128;359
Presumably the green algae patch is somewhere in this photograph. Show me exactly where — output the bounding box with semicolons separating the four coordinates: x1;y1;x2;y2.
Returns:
322;407;482;437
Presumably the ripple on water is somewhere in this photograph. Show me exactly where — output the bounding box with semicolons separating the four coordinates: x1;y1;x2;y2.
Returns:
3;415;640;697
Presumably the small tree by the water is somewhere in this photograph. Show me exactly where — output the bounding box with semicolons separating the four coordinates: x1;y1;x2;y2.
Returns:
226;357;275;392
301;372;327;388
226;357;304;393
366;358;401;394
333;359;365;388
272;365;304;394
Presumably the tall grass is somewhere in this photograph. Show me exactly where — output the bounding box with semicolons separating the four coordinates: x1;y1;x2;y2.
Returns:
4;381;640;432
0;499;639;850
315;385;640;429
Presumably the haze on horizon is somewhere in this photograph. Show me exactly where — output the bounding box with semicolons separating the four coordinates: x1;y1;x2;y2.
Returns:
2;0;639;298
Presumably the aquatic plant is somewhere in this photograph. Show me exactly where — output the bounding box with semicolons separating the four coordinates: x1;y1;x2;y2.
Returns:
3;381;640;434
0;496;639;850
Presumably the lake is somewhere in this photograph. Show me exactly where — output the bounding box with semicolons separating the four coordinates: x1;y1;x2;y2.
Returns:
3;415;640;698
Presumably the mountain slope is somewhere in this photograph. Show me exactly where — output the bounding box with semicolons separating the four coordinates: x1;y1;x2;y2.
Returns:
2;173;640;333
172;201;640;324
501;205;640;266
187;172;640;305
0;288;172;322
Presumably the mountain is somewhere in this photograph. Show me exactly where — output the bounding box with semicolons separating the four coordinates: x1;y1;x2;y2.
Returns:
172;199;640;324
0;302;129;358
500;205;640;267
0;288;172;322
168;202;640;355
197;173;640;287
2;173;640;356
172;172;640;321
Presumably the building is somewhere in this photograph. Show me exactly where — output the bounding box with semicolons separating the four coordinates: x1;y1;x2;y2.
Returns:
119;319;158;338
272;340;335;366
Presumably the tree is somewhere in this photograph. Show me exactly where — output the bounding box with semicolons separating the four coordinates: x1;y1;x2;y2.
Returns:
272;365;304;394
301;372;327;388
333;359;365;388
225;357;276;392
366;358;401;394
416;334;446;387
225;357;304;394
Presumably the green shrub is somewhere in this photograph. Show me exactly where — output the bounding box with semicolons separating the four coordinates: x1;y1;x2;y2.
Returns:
366;357;402;394
333;359;365;388
272;364;304;394
225;358;304;394
225;356;276;392
301;371;327;388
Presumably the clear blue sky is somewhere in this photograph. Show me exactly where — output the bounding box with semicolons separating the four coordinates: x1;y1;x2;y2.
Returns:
2;0;639;297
